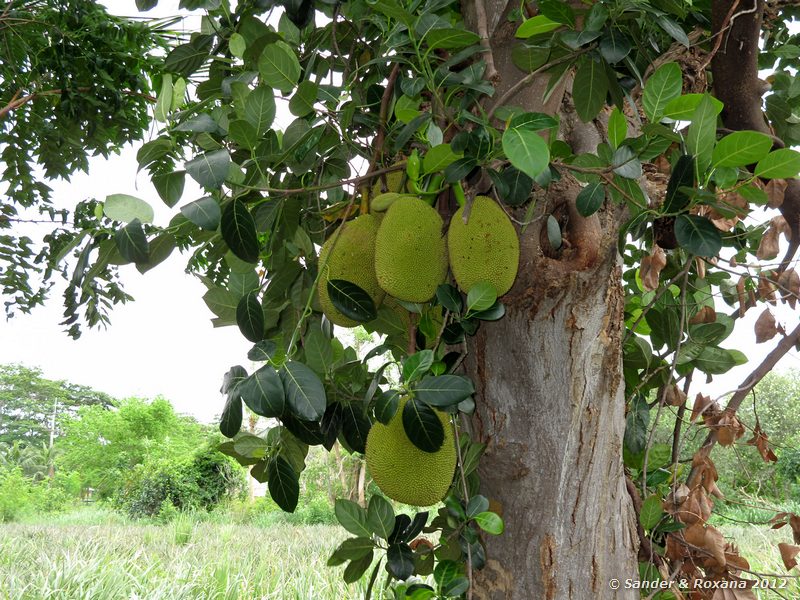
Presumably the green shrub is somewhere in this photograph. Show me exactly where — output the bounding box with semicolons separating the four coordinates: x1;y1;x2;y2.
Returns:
119;443;245;518
0;467;31;522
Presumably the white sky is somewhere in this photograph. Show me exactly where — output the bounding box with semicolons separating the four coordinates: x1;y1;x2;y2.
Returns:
1;1;799;426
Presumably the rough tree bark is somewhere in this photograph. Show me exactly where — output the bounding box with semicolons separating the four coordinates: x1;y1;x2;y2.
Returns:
462;2;639;597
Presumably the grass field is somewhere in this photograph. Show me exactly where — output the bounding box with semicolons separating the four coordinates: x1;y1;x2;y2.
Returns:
1;508;798;599
0;509;374;600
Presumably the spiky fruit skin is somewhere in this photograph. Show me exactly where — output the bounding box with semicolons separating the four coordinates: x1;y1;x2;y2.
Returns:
318;214;385;327
365;398;456;507
374;197;448;302
447;196;520;296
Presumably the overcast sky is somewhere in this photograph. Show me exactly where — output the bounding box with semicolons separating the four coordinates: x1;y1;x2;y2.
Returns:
2;1;799;426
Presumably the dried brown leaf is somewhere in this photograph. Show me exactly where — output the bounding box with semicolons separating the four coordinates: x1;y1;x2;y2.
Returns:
754;309;778;343
757;221;781;260
746;425;778;463
758;273;777;305
641;245;667;292
737;277;747;318
690;305;717;325
766;179;788;208
691;394;717;423
664;384;688;407
778;542;800;570
778;269;800;309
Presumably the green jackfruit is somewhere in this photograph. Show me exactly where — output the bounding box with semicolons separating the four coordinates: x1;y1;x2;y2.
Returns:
318;214;385;327
374;197;448;302
361;168;409;204
365;397;456;506
447;196;520;296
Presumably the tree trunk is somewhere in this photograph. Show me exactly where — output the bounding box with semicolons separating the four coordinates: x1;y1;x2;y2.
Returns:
458;5;639;592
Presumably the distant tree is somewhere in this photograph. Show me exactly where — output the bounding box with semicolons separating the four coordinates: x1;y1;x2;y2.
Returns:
58;396;207;497
0;0;164;330
0;364;113;447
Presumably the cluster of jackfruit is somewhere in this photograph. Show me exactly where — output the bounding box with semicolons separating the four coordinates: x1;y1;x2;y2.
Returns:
317;191;519;328
365;397;456;506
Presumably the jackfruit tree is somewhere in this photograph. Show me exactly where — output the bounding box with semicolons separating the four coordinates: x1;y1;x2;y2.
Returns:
7;0;800;597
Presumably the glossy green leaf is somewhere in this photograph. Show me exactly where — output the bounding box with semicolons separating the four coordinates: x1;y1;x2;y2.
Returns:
608;107;627;149
258;41;301;92
414;375;474;407
640;495;664;530
754;148;800;178
367;495;395;539
686;94;721;174
327;280;378;322
185;149;231;190
466;281;497;313
403;398;444;452
152;171;185;208
515;15;561;39
576;182;605;217
289;80;318;117
343;552;373;583
663;155;694;213
239;365;285;418
219;393;243;438
712;130;772;167
387;543;415;580
281;361;327;421
425;29;480;50
501;124;550;179
236;291;264;343
573;57;608;122
403;349;434;383
662;94;724;120
244;86;276;135
374;390;401;424
180;196;221;231
642;62;682;123
335;499;372;537
115;219;149;264
267;456;299;512
674;214;722;257
537;0;575;26
221;200;259;263
473;511;504;535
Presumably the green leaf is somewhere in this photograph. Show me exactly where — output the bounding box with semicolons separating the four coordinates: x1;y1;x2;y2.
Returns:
663;155;694;213
233;432;268;458
425;29;480;50
466;281;497;313
599;29;631;64
423;144;462;174
414;375;474;407
335;499;372;537
174;114;220;133
185;149;231;190
403;350;434;384
104;194;154;224
546;214;562;250
236;291;264;343
136;233;176;274
657;15;690;47
219;393;243;438
515;15;561;39
503;126;550;178
221;200;260;263
267;456;299;512
436;284;463;314
343;551;374;583
367;495;395;539
304;327;334;375
341;404;371;454
387;544;415;580
281;361;327;421
374;390;400;424
466;495;489;518
573;57;608;122
239;365;285;418
403;398;445;452
674;215;722;257
608;107;627;148
754;148;800;179
473;511;504;535
640;495;664;530
164;35;212;77
229;32;246;58
289;80;318;117
537;0;575;26
330;537;374;563
662;94;724;121
694;346;737;375
115;219;149;264
327;280;377;322
712;131;772;167
611;145;642;179
244;86;276;136
576;182;605;217
258;41;301;93
686;94;722;174
180;196;221;231
152;171;185;208
642;62;682;122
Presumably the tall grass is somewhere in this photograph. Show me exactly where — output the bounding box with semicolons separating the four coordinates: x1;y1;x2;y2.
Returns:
0;511;375;599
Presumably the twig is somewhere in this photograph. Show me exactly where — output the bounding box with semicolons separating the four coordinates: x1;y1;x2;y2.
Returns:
0;87;156;119
699;0;742;72
473;0;497;82
367;62;402;177
452;420;474;599
487;50;589;120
